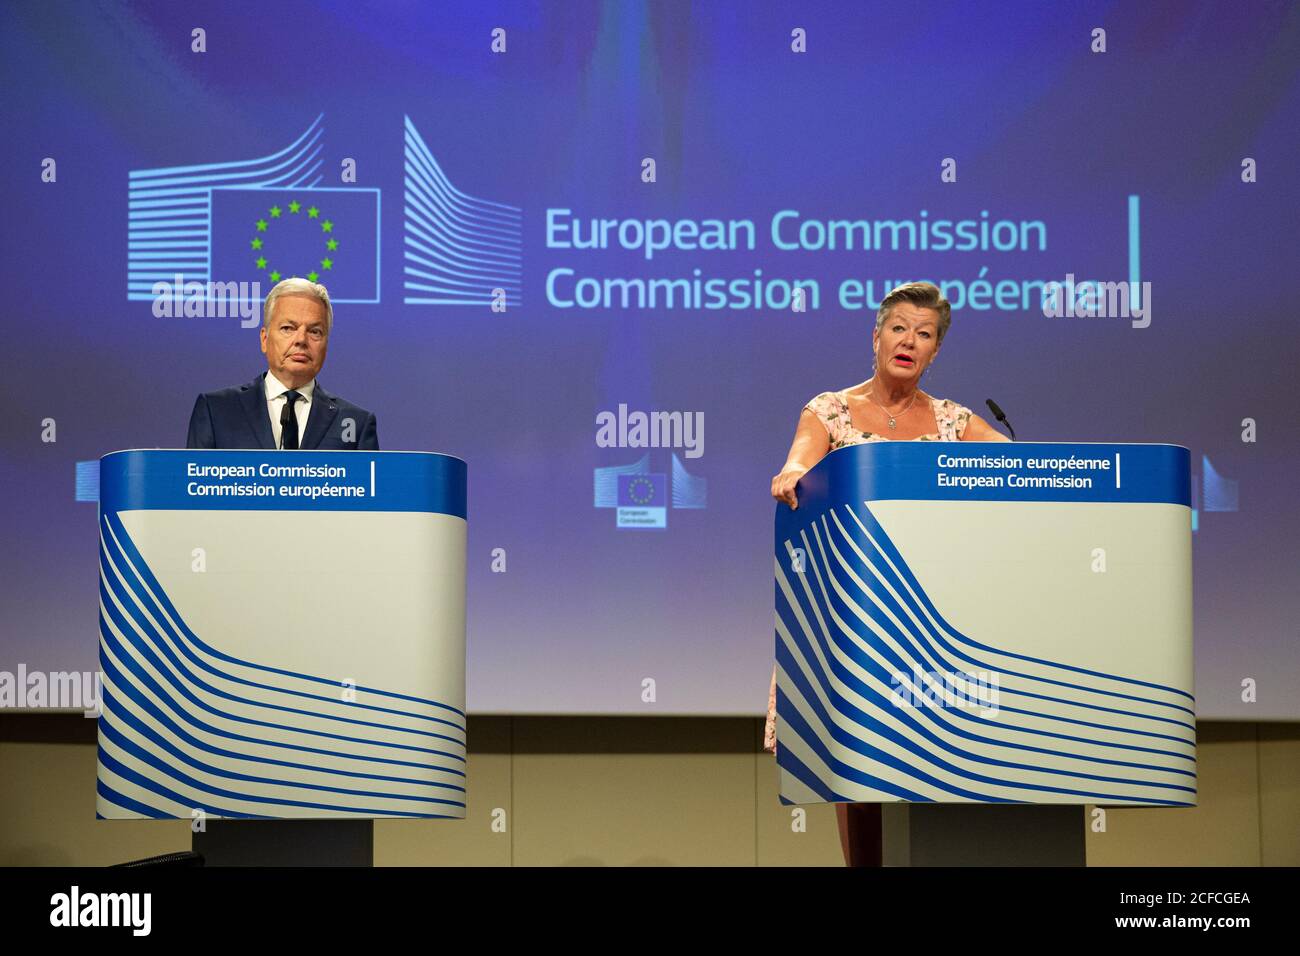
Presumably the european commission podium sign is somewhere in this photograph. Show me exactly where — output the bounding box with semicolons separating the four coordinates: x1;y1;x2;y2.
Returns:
95;449;467;820
774;441;1195;809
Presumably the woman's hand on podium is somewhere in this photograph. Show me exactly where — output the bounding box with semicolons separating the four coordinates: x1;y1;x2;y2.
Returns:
773;408;830;510
771;464;809;510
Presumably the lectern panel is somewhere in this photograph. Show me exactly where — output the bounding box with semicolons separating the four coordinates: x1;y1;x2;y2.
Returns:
95;450;467;821
775;442;1194;808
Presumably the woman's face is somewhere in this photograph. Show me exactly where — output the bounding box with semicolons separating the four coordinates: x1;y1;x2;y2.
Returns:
873;302;941;383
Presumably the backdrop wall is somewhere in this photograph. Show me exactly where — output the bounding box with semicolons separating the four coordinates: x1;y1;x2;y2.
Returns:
2;1;1297;717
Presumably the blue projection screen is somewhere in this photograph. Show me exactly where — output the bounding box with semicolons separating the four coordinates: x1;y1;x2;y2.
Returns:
1;1;1298;718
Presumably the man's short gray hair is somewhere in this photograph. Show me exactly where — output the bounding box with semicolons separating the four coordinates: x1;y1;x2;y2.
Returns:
263;277;333;333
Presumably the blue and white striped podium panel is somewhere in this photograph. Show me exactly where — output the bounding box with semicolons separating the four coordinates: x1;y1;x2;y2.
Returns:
774;442;1195;808
95;449;467;821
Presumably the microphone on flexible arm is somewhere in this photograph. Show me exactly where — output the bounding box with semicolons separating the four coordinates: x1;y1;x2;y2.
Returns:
279;401;292;450
985;399;1016;441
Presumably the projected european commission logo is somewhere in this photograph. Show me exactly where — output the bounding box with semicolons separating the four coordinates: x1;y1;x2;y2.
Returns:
402;116;523;306
593;405;707;530
210;189;378;300
127;114;380;308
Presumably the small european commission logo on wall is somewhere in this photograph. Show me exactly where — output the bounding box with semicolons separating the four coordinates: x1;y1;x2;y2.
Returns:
616;473;667;529
592;405;708;531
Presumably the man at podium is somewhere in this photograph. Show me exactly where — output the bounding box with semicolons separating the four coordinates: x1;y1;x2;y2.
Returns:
186;277;379;451
766;281;1011;865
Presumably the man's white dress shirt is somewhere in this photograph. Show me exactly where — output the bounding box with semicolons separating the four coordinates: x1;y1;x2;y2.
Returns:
264;372;315;449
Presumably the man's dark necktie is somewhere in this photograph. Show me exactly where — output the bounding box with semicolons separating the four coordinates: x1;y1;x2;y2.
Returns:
280;390;301;450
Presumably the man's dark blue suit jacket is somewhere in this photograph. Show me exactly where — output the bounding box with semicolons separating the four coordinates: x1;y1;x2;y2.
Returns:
186;372;379;450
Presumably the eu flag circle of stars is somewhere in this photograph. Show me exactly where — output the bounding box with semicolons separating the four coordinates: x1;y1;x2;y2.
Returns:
627;476;656;506
250;199;339;283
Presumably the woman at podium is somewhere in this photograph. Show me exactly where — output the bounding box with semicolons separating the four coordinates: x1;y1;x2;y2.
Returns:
765;281;1010;865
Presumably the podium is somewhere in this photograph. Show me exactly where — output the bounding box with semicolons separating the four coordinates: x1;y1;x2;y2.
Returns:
774;442;1195;865
95;449;467;865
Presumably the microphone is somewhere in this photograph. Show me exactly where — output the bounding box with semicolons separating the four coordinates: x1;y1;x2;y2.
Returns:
985;399;1016;440
279;400;292;450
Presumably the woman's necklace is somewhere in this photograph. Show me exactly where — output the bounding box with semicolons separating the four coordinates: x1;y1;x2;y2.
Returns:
866;381;919;429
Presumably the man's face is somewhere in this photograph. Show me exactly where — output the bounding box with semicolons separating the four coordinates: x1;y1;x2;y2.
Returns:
261;293;328;388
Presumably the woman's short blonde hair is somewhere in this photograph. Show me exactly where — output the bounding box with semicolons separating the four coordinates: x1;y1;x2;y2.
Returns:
875;282;951;344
